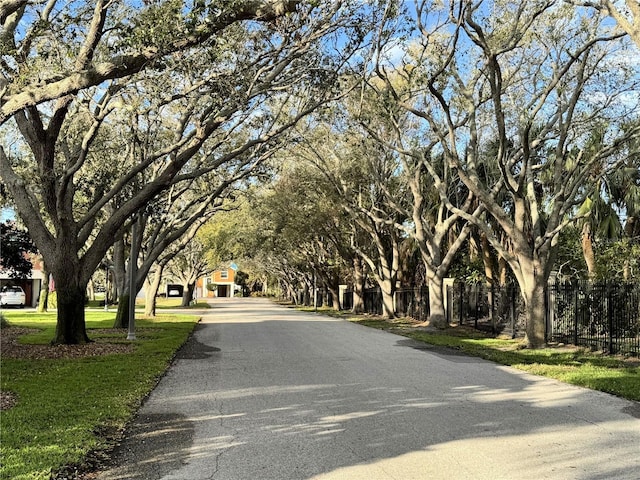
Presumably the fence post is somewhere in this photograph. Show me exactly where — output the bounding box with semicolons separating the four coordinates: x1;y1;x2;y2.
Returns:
510;285;515;338
473;285;478;329
544;283;549;343
573;287;579;346
607;284;614;355
491;283;496;333
459;282;464;325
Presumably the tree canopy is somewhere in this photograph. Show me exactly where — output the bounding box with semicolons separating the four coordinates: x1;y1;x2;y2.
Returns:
205;0;640;349
2;0;639;349
0;0;377;343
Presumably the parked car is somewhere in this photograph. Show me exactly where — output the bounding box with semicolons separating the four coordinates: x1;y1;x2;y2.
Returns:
0;286;26;307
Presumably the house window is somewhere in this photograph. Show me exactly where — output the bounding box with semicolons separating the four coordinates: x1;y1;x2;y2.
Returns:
220;270;228;279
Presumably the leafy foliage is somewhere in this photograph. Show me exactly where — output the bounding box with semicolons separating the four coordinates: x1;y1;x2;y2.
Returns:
594;239;640;281
0;221;36;278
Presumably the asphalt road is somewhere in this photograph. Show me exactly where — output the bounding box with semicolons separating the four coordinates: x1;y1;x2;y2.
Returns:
97;297;640;480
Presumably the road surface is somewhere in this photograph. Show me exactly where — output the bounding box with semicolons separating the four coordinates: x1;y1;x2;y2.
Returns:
97;297;640;480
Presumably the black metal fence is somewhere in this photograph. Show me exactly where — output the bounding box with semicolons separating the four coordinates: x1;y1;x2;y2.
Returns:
548;281;640;357
358;283;524;335
395;287;430;321
446;282;526;338
362;287;382;315
348;280;640;357
314;288;334;308
360;287;431;319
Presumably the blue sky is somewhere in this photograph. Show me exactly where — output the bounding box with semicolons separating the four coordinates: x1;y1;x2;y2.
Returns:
1;207;15;222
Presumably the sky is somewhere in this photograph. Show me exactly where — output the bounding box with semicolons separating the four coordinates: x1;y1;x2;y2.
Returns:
1;207;15;222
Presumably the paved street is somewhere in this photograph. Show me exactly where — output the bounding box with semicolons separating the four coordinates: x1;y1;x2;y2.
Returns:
97;297;640;480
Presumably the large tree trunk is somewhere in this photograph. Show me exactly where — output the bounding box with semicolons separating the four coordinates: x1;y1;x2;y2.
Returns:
498;256;508;287
517;259;548;348
426;272;447;328
352;257;365;314
284;281;297;304
114;222;143;326
322;285;330;308
379;278;395;318
49;251;91;344
114;293;130;329
144;266;163;317
52;275;90;345
181;282;195;306
113;257;132;328
144;289;157;318
417;239;449;328
521;278;547;348
364;241;398;318
107;267;116;305
328;284;341;311
302;281;311;306
113;237;126;303
113;273;144;326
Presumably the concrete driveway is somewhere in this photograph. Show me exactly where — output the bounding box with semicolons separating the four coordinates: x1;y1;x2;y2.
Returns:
96;297;640;480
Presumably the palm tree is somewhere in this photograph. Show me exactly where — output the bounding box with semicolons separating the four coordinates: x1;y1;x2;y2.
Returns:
577;191;622;279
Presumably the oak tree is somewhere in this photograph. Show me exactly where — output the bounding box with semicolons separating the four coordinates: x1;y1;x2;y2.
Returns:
0;1;367;343
393;0;640;346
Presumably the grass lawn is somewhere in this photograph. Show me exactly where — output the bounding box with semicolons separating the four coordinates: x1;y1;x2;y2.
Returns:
301;306;640;403
0;310;198;480
141;297;212;309
86;297;212;310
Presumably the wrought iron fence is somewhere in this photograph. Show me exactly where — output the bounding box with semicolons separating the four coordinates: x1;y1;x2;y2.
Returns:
357;284;523;333
345;281;640;357
446;282;526;338
395;287;430;321
362;288;382;315
314;288;334;308
548;281;640;356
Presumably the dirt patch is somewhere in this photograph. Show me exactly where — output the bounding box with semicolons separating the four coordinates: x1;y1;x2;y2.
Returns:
1;390;18;411
1;327;135;360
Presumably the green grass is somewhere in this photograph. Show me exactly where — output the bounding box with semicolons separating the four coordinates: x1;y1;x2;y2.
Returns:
144;297;212;310
344;314;640;402
1;310;198;480
84;297;213;310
